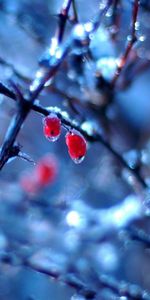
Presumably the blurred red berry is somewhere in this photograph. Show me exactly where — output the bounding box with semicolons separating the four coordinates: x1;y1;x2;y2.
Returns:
35;155;58;186
65;130;87;163
43;114;61;141
20;154;58;194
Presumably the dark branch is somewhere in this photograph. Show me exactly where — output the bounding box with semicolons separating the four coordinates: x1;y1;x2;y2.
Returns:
111;0;139;86
57;0;73;43
18;255;150;299
127;226;150;248
110;0;122;39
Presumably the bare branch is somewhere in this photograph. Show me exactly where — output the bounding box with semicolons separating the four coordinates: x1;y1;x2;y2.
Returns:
111;0;139;86
56;0;73;44
0;0;113;170
8;253;150;300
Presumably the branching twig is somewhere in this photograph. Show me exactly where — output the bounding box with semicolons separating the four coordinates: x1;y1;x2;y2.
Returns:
0;0;113;170
111;0;139;86
0;0;73;170
1;248;149;300
12;254;150;299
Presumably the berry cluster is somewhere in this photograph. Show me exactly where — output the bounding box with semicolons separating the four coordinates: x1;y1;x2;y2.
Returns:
43;114;87;164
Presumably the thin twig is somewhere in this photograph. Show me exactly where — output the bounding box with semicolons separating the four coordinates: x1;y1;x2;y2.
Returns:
17;255;150;299
111;0;139;86
110;0;122;40
71;0;79;23
92;0;114;32
57;0;73;43
2;248;149;300
0;57;31;83
119;58;150;89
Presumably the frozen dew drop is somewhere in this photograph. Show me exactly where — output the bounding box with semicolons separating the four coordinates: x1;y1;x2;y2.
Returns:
46;106;61;114
44;77;53;87
72;24;87;41
72;23;90;55
61;110;69;120
81;121;95;136
139;35;146;42
135;21;140;31
30;68;46;92
72;156;85;164
66;210;81;227
47;135;60;142
123;149;141;169
66;210;86;228
84;22;94;33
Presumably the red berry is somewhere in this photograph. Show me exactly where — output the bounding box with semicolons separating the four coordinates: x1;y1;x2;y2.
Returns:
20;155;58;194
65;130;87;163
43;114;61;141
35;155;58;186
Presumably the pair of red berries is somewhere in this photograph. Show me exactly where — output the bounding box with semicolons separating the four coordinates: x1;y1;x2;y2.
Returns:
43;113;87;163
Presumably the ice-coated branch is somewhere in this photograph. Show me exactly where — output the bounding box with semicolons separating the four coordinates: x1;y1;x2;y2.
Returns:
2;250;150;300
0;0;114;170
0;0;74;170
111;0;139;86
23;243;150;300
